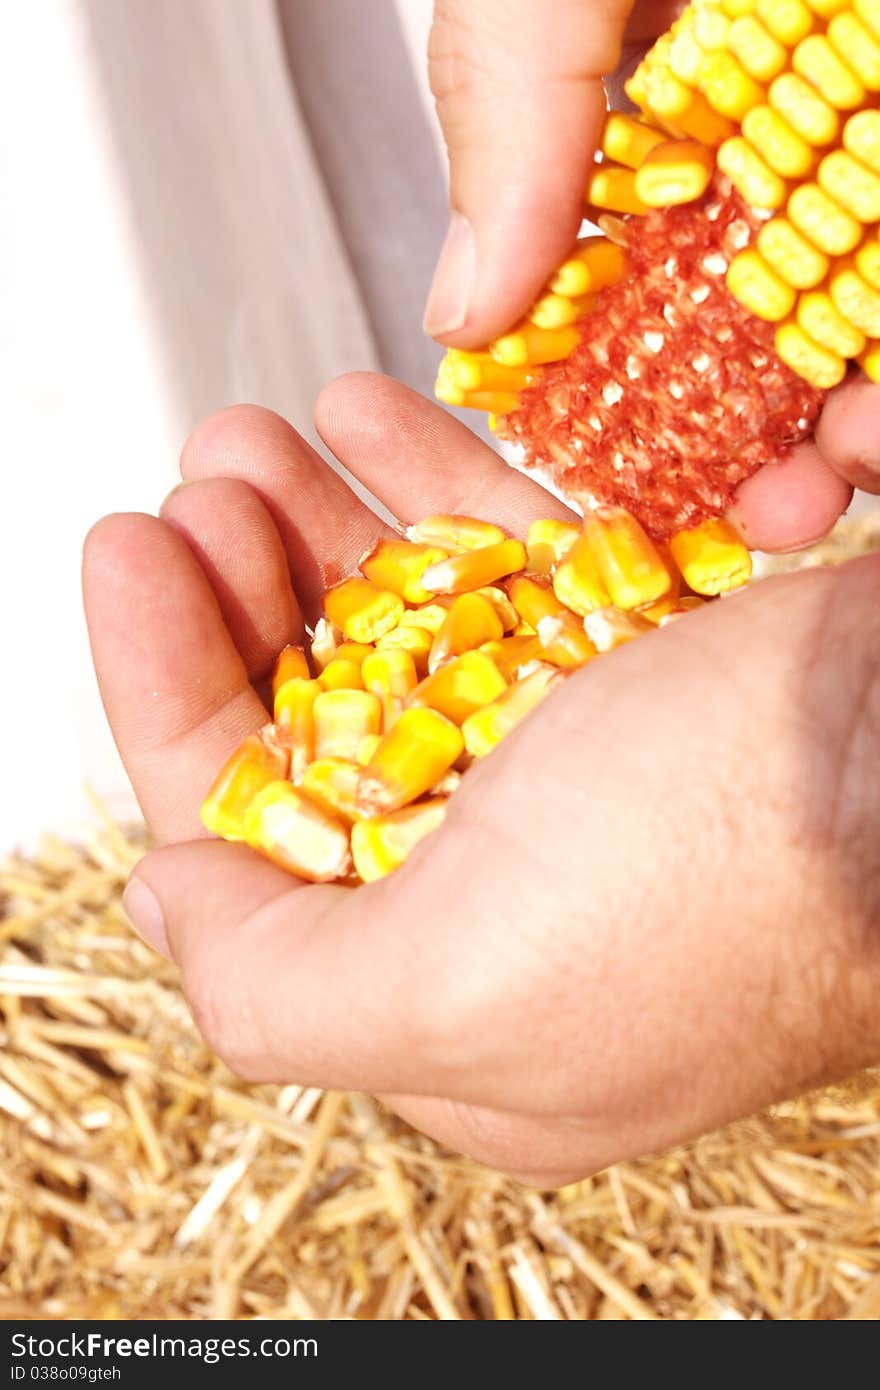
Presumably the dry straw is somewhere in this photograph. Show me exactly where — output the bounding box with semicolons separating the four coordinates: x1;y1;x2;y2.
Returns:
2;518;880;1321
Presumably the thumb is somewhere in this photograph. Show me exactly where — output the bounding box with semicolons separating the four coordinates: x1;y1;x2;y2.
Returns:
424;0;635;345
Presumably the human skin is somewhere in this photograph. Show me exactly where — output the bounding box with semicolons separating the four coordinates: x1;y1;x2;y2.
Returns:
424;0;880;551
84;373;880;1186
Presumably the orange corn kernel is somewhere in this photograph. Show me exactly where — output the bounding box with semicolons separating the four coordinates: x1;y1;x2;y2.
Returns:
313;689;383;762
461;666;564;759
201;732;290;841
243;782;351;882
428;593;505;673
351;799;448;883
583;607;655;652
552;532;612;615
583;510;672;610
356;733;383;766
310;618;341;672
479;635;542;681
420;540;528;595
474;586;519;631
273;677;322;779
271;644;310;699
668;519;753;594
361;648;419;729
375;623;434;677
318;658;365;692
299;757;362;824
535;613;598;670
507;575;566;629
406;515;507;551
525;518;581;574
359;538;450;605
357;708;464;815
324;577;404;644
399;603;450;635
408;650;509;725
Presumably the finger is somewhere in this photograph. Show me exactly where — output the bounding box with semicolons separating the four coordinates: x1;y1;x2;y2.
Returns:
424;0;635;346
83;513;266;844
180;405;392;618
160;477;304;682
815;373;880;494
315;372;577;528
726;442;853;553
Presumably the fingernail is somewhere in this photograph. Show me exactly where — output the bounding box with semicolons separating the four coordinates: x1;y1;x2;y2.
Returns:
123;876;171;958
423;212;476;337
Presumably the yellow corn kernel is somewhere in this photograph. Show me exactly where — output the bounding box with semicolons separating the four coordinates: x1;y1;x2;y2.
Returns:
525;518;581;574
855;237;880;290
636;554;683;624
461;666;563;759
756;216;829;288
855;0;880;38
318;657;365;692
859;338;880;379
324;577;404;644
359;539;449;605
408;650;508;725
634;139;715;207
583;510;672;610
828;13;880;89
535;613;598;670
434;378;522;414
491;322;581;367
313;689;382;762
697;51;766;120
803;0;849;16
756;0;814;43
512;620;535;636
723;0;759;17
670;26;705;84
529;291;596;330
375;623;434;677
668;519;753;595
600;112;667;168
583;607;654;652
585;164;651;216
475;586;518;631
818;150;880;224
243;781;351;883
357;708;463;815
792;34;865;110
508;575;566;629
728;15;788;81
273;677;321;779
201;732;290;841
726;248;797;321
552;532;612;615
310;617;341;671
694;6;732;50
399;603;449;635
786;183;862;256
717;136;787;207
443;349;534;394
844;110;880;174
336;643;373;665
549;240;627;297
797;289;866;356
775;318;848;384
300;758;362;824
742;105;814;178
480;635;542;681
361;648;419;728
356;733;382;767
769;73;839;146
351;799;448;883
829;262;880;335
406;515;507;551
427;593;504;674
420;539;527;595
271;644;310;700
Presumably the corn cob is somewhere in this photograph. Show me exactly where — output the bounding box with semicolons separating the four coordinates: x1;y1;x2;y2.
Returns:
436;0;880;576
202;514;747;883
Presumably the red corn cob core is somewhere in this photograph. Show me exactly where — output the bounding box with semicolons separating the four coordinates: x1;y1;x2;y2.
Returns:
496;177;825;540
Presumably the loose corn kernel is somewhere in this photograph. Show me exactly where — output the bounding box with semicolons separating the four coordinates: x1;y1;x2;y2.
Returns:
756;0;814;44
859;338;880;378
399;603;449;635
634;138;716;207
490;322;581;367
201;733;290;841
271;644;310;699
728;15;788;81
356;733;382;766
583;510;673;610
843;109;880;172
318;657;365;692
786;183;862;255
428;593;504;673
525;518;581;574
462;666;563;759
796;289;866;356
324;577;404;644
583;607;655;652
793;34;865;109
552;532;612;615
243;781;351;883
829;262;880;335
828;12;880;88
375;623;434;676
726;247;797;320
668;519;753;594
818;149;880;223
299;758;361;824
585;164;650;216
273;677;321;779
336;643;373;666
310;617;341;671
406;515;507;551
351;800;447;883
313;689;383;762
359;539;450;605
535;613;598;670
420;539;527;595
742;105;815;177
600;112;667;168
549;239;627;297
769;73;839;146
636;555;684;624
756;216;829;287
717;136;788;207
475;586;518;631
357;708;463;815
508;575;566;629
480;635;542;681
697;51;766;119
361;648;419;728
408;650;508;725
775;318;848;384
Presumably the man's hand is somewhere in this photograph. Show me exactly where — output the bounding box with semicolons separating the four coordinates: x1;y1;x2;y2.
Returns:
83;375;880;1185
